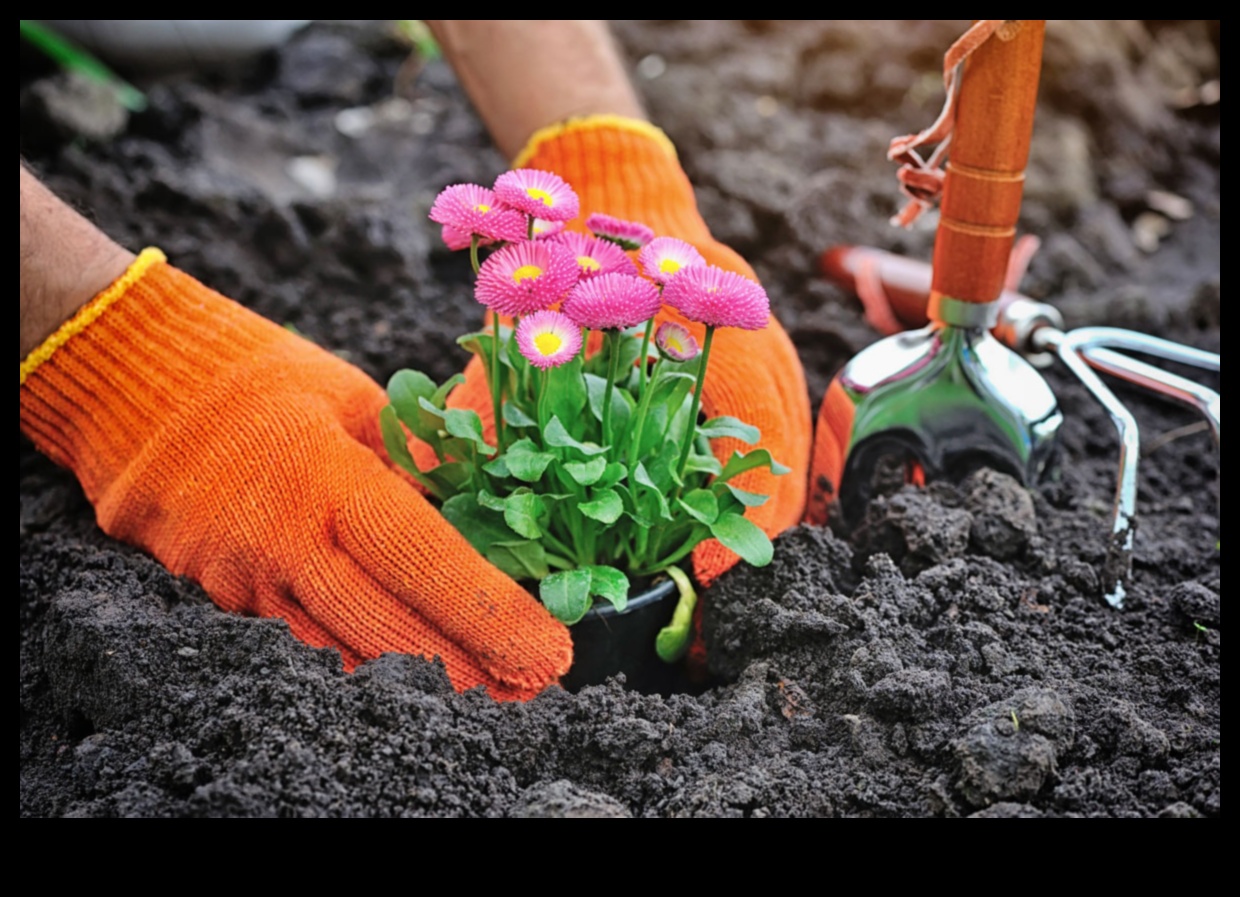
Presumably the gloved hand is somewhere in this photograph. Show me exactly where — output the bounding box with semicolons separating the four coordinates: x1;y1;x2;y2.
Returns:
19;249;572;701
424;117;812;593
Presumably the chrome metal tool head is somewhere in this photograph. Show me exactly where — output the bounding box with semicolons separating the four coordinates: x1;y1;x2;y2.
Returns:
831;302;1062;528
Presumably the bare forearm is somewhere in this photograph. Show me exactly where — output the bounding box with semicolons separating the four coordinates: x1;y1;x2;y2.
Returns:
427;20;645;159
20;163;134;359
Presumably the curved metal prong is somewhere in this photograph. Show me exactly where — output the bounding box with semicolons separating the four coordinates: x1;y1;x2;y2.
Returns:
1080;346;1220;444
1033;328;1137;609
1065;326;1220;371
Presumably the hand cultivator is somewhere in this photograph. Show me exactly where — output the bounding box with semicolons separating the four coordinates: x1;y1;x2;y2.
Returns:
810;20;1220;608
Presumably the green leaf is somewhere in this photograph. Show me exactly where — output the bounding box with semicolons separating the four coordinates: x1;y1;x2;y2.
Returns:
579;489;623;525
648;371;697;413
442;407;496;453
431;373;466;408
500;438;555;483
709;512;774;567
544;416;607;456
683;453;724;477
481;456;510;478
476;490;507;512
543;355;587;427
718;448;791;483
425;461;472;498
698;415;760;444
540;569;594;625
597;461;628;490
585;373;635;432
562;456;607;486
486;540;549;580
440;493;521;554
502;402;537;428
656;566;697;663
387;370;437;427
379;405;442;499
678;489;719;525
456;330;493;361
634;462;673;521
503;491;545;540
584;565;629;612
723;484;770;507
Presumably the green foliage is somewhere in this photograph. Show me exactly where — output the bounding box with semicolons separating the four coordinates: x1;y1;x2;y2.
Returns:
383;314;786;628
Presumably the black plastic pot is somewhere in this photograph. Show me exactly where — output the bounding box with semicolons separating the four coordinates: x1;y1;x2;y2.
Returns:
560;577;690;695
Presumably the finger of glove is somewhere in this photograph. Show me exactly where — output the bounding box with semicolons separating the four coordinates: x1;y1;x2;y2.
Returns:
333;466;573;694
290;546;546;701
250;582;366;671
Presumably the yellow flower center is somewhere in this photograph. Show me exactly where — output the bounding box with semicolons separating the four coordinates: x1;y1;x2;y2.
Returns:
666;336;684;354
534;332;563;356
659;258;682;276
524;187;555;207
473;203;491;213
512;264;544;283
577;256;601;272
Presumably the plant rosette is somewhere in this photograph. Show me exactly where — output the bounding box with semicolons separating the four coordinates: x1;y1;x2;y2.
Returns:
381;170;787;681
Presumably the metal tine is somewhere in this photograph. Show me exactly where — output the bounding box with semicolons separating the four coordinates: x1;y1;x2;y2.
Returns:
1032;328;1139;609
1079;346;1220;443
1031;325;1222;610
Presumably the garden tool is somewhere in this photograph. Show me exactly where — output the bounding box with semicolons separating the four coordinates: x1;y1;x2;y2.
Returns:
814;20;1221;608
820;242;1220;608
809;23;1069;572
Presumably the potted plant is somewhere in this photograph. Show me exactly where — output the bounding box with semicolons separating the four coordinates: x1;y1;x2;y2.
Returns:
380;169;787;690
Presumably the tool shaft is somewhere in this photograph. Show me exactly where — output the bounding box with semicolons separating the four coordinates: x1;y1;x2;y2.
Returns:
932;21;1044;307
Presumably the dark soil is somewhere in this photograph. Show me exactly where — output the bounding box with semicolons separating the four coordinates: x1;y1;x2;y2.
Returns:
20;20;1219;817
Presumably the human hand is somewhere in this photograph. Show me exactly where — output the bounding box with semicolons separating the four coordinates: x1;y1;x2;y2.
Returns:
19;250;572;700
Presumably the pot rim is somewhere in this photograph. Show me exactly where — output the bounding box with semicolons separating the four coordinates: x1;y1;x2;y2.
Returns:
582;574;678;620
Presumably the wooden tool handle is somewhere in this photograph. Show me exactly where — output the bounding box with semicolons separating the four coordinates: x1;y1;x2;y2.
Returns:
931;20;1044;306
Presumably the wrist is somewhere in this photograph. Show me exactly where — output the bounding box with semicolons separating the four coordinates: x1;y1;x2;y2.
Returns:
514;115;757;278
20;164;136;358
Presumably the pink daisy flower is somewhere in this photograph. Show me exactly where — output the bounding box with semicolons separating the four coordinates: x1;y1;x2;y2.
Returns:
638;237;706;284
516;310;583;370
563;273;662;331
548;232;638;279
475;241;579;317
531;217;566;240
654;321;700;362
493;169;580;222
662;265;770;330
429;183;527;245
586;213;655;250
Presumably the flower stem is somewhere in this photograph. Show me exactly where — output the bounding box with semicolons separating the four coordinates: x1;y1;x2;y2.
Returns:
675;325;715;480
626;357;662;476
469;235;481;275
537;367;550;430
636;318;655;397
601;330;621;448
490;316;503;454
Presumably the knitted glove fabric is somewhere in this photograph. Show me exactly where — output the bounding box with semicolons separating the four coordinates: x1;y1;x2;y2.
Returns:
20;249;572;701
435;117;812;589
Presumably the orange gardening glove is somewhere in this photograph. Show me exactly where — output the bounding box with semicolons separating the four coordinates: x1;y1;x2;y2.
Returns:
432;116;812;601
19;249;572;701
